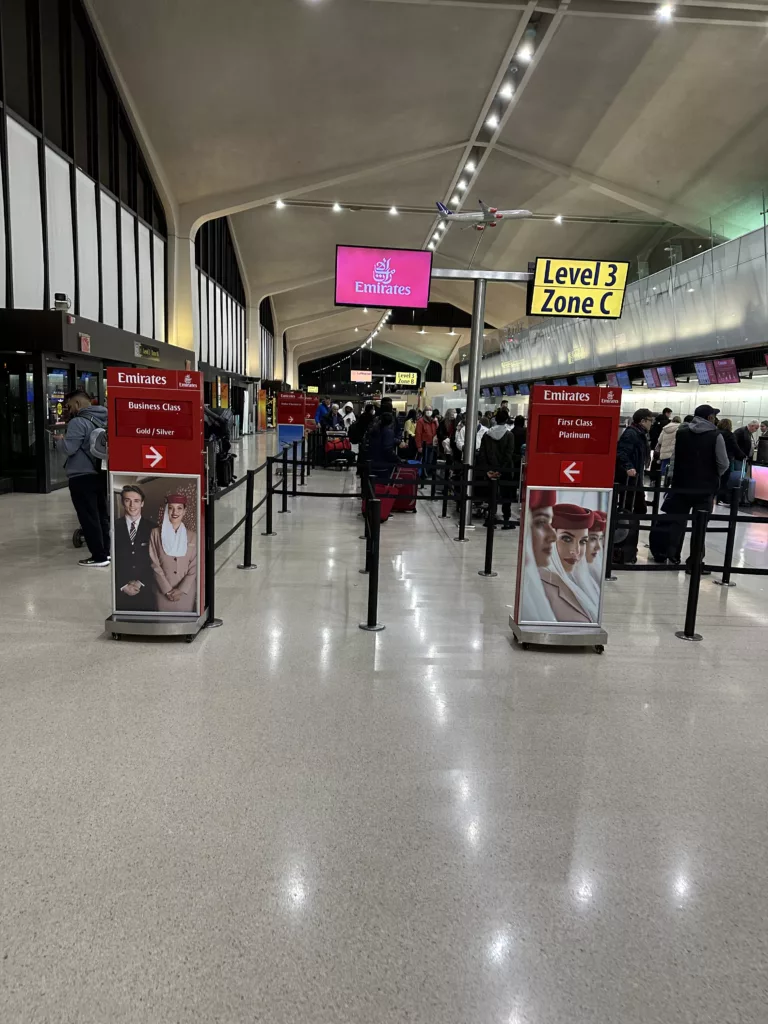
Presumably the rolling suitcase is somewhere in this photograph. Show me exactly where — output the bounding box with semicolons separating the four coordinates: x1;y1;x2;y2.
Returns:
392;464;419;513
362;482;397;522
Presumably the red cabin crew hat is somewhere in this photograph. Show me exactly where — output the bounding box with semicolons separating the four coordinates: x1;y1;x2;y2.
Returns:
552;504;595;530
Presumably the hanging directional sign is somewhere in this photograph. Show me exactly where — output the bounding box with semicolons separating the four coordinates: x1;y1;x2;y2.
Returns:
527;258;630;319
395;371;418;386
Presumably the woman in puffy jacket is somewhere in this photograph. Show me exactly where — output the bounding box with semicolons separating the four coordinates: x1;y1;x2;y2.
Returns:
655;416;681;476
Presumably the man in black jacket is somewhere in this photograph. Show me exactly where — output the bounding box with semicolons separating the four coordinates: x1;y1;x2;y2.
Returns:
664;404;729;572
476;409;517;529
614;409;653;563
114;485;157;611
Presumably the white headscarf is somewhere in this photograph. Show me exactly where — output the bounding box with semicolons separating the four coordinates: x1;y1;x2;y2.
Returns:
161;504;188;557
549;543;599;622
519;528;555;624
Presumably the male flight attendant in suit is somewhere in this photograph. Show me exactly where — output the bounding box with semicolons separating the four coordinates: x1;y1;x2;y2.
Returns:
114;485;157;612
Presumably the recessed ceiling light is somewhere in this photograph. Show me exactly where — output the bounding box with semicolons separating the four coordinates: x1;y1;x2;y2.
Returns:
500;82;514;100
486;114;499;129
438;221;446;229
363;307;368;312
354;327;359;331
687;287;695;293
465;161;476;173
657;3;674;19
554;214;563;224
389;206;398;215
517;45;533;63
275;199;285;209
332;202;342;212
457;180;467;192
428;242;435;250
432;232;440;240
450;196;460;206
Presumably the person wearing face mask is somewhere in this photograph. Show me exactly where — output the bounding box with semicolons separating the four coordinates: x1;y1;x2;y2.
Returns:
415;407;438;478
149;493;198;613
539;504;597;624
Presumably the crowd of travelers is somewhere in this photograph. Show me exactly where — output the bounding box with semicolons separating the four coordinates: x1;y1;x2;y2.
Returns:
311;395;528;526
615;404;768;572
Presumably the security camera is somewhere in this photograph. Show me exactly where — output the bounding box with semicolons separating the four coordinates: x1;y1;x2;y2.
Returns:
53;293;71;311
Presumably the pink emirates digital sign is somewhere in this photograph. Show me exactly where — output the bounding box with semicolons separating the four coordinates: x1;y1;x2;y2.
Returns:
335;245;433;310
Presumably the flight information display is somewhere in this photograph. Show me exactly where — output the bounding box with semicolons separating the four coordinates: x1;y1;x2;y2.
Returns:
657;365;677;388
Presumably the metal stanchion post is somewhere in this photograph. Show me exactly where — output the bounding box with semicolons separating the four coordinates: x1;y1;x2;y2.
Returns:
430;458;437;501
714;486;739;588
359;462;371;540
262;456;277;536
359;499;385;631
651;471;662;528
205;477;223;628
279;446;291;513
478;477;498;578
455;464;469;542
237;469;258;570
605;485;620;582
305;434;311;479
440;463;450;518
291;440;298;496
300;437;306;486
675;509;707;642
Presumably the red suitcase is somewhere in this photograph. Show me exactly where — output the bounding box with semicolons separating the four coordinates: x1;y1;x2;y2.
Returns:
392;464;419;513
362;482;397;522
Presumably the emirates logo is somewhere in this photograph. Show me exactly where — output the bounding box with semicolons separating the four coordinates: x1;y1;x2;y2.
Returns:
372;258;395;285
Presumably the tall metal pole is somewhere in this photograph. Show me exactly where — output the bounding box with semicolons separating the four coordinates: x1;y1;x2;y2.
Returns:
462;278;487;529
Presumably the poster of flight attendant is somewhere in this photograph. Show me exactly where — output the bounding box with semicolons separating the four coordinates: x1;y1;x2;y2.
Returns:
518;487;610;627
110;474;200;618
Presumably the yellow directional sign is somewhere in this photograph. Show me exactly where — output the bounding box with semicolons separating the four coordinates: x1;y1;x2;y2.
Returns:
396;371;418;386
527;257;630;320
307;385;318;394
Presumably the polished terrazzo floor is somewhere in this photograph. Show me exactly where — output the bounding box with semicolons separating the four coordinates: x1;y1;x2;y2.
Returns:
1;433;767;1023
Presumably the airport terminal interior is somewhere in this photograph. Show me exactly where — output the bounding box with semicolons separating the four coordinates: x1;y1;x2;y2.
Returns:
2;2;768;1022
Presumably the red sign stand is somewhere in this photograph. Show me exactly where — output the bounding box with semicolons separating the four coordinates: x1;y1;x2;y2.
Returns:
511;385;621;653
105;367;207;643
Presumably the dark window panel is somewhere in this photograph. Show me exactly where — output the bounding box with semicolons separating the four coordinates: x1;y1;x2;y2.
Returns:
152;194;166;237
70;7;94;174
3;0;33;123
40;0;64;146
117;114;134;206
96;66;116;191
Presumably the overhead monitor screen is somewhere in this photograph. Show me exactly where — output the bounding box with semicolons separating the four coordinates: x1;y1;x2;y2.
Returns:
552;378;569;386
576;374;596;386
335;245;433;309
518;384;530;396
657;365;677;387
492;386;502;397
616;370;632;390
713;357;739;384
694;360;715;385
606;373;619;387
503;384;516;396
643;367;660;388
481;387;491;398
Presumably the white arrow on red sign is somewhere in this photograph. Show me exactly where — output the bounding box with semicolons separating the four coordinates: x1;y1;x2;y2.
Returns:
287;416;294;423
146;446;164;468
562;461;581;483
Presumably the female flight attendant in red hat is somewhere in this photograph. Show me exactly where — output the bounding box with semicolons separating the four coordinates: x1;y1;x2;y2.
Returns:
149;493;198;613
539;503;598;624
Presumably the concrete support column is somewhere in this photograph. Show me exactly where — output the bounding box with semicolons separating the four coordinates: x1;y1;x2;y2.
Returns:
247;305;261;378
167;229;197;358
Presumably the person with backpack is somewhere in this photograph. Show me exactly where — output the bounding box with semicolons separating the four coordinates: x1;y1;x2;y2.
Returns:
56;390;110;567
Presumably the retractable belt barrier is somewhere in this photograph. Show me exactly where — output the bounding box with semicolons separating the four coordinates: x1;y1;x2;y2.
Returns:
205;444;767;643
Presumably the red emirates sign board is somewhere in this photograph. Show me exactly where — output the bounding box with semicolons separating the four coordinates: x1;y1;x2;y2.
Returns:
277;391;306;426
107;368;205;475
526;384;621;489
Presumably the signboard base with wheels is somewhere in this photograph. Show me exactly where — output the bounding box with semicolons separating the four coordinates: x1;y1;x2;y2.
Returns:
103;368;208;643
510;385;621;654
